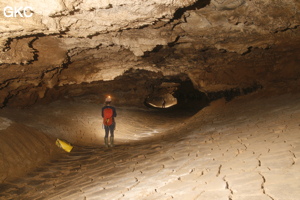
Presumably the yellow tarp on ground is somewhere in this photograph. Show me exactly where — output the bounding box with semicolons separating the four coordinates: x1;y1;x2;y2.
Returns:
56;139;73;153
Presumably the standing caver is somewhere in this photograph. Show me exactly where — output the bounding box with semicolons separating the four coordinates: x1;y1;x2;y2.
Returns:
102;96;117;147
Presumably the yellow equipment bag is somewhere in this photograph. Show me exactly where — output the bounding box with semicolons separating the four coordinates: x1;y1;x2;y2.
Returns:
56;139;73;153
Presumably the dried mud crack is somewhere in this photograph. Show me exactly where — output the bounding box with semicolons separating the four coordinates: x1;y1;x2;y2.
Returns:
0;93;300;199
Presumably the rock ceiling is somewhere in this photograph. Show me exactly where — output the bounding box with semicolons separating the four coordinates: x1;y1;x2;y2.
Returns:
0;0;299;107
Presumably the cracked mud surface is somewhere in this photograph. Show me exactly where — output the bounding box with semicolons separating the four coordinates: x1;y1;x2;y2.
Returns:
0;92;300;200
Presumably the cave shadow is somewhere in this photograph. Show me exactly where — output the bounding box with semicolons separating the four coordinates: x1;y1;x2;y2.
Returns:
173;0;211;21
143;79;210;118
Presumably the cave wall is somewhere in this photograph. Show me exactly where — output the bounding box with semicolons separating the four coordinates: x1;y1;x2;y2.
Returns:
0;0;299;107
0;121;61;182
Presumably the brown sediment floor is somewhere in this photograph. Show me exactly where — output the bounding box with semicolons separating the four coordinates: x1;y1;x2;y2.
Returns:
0;92;300;200
0;99;196;183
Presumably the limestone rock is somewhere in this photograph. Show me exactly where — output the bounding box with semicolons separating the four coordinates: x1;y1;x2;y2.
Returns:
0;0;299;107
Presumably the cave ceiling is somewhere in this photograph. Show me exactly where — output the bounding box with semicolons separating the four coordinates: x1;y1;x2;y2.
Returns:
0;0;299;107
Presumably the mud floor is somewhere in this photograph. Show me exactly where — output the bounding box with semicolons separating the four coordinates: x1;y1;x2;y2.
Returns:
0;91;299;200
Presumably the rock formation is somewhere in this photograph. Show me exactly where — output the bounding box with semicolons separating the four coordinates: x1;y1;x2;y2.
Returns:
0;1;300;197
0;0;299;107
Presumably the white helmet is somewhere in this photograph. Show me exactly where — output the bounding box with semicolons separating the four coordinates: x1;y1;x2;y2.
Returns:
105;96;112;102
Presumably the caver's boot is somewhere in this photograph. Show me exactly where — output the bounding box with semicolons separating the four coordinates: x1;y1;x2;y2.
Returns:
104;137;109;147
109;137;115;147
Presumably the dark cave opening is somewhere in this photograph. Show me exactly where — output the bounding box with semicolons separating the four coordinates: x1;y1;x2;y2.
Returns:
143;77;264;115
144;78;209;114
172;80;209;109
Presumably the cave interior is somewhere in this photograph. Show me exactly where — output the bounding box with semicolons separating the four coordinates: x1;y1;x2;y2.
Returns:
0;0;300;199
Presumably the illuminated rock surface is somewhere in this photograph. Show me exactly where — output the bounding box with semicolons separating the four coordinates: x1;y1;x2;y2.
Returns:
0;92;299;199
0;0;300;199
0;0;299;107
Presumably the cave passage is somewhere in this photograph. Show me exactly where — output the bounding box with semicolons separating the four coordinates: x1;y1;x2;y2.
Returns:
1;71;300;200
0;0;300;199
144;79;209;110
0;92;299;200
